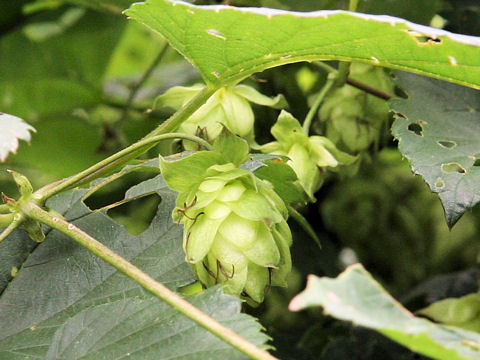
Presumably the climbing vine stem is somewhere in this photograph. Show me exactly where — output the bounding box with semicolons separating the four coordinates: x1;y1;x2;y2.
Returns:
20;201;278;360
35;85;216;200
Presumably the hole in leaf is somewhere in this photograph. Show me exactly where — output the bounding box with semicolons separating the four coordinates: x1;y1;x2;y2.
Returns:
435;178;445;188
437;140;456;149
405;30;442;45
473;159;480;167
441;162;466;174
407;123;423;136
107;193;161;235
394;86;408;99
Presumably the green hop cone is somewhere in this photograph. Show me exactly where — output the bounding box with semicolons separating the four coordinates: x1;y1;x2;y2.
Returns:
160;132;292;303
259;110;356;200
154;84;287;149
317;63;395;153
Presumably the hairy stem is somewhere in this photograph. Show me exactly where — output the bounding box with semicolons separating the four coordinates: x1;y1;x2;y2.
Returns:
35;84;215;200
302;73;336;134
22;202;278;360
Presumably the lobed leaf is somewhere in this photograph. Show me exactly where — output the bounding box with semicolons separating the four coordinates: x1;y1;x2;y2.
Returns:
125;0;480;88
391;71;480;227
290;264;480;360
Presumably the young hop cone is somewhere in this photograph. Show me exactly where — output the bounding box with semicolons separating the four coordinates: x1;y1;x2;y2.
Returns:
154;84;286;149
259;110;356;200
160;131;292;303
318;63;395;153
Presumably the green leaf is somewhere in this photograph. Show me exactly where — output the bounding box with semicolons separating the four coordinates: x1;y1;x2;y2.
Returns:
0;229;36;294
418;293;480;333
289;264;480;360
159;151;224;192
391;71;480;227
125;0;480;88
43;288;268;359
254;159;307;205
0;113;35;162
0;177;194;358
213;129;250;166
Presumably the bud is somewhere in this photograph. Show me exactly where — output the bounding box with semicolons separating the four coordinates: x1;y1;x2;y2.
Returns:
318;63;395;153
259;111;356;200
154;84;287;149
160;132;292;303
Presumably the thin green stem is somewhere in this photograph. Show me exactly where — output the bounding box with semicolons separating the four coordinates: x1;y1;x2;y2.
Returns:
36;132;213;199
313;62;391;100
22;202;278;360
349;0;359;11
336;61;351;87
302;74;336;135
0;214;24;245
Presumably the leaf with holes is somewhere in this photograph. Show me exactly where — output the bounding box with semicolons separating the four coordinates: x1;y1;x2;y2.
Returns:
391;71;480;227
0;113;35;162
126;0;480;89
290;264;480;360
0;176;269;359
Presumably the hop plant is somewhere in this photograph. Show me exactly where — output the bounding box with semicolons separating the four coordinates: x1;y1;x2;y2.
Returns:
160;131;292;303
259;110;356;200
154;84;286;149
317;63;395;153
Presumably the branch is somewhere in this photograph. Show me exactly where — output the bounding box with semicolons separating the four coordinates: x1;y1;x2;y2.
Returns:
22;202;278;360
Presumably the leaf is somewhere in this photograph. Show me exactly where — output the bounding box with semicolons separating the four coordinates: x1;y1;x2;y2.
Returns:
43;288;269;359
289;264;480;360
254;159;307;205
418;293;480;333
0;177;193;358
0;113;35;162
391;71;480;227
125;0;480;89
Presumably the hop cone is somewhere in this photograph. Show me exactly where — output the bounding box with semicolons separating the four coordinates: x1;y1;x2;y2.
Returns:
160;133;292;303
154;84;286;149
318;63;394;153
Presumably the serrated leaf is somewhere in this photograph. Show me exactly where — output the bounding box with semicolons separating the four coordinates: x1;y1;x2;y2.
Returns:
125;0;480;88
0;113;35;162
44;288;269;360
391;71;480;227
0;176;194;359
290;264;480;360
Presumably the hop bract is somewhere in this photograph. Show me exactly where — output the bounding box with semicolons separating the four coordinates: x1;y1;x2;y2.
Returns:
160;132;292;303
154;84;286;149
259;110;356;200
